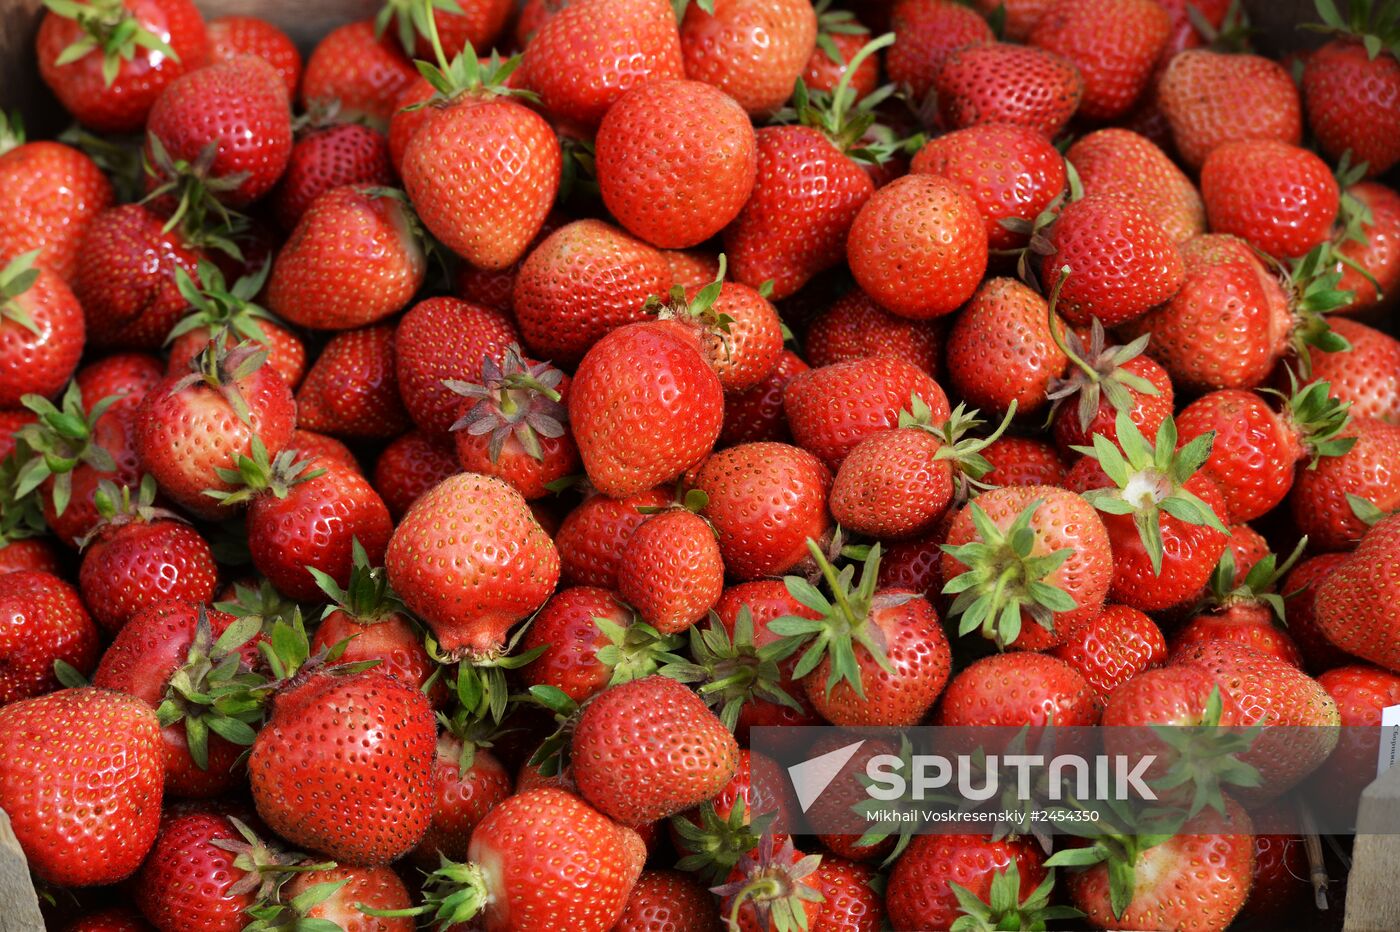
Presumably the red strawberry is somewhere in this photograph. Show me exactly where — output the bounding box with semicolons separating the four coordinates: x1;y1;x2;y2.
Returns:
801;7;879;99
648;264;783;392
249;668;436;865
615;869;722;932
290;428;360;473
1334;181;1400;313
937;651;1099;726
295;324;410;439
0;687;164;885
680;0;818;117
373;429;461;520
522;586;670;702
1052;603;1166;702
945;276;1067;419
1065;128;1205;244
1281;552;1355;674
886;0;995;105
1304;317;1400;422
279;863;413;930
300;20;417;129
555;487;673;589
410;735;513;865
0;251;85;408
846;173;988;320
721;349;809;447
805;289;943;376
715;835;825;932
618;507;725;635
395;296;520;437
135;342;296;520
886;835;1049;932
1040;195;1185;326
513;218;672;367
970;0;1053;39
1157;49;1303;169
380;0;513;62
36;0;208;133
144;55;293;208
521;0;684;128
783;355;950;468
1029;0;1168;120
695;441;832;579
1303;28;1400;177
75;351;163;415
934;42;1084;138
812;856;885;932
596;79;757;249
572;675;739;825
0;120;113;281
271;123;394;231
0;570;100;706
206;15;302;94
1313;664;1400;821
1171;541;1307;667
672;747;791;881
386;472;560;659
1201;140;1340;260
266;186;427;330
982;435;1067;487
1289;417;1400;550
569;321;724;497
1317;514;1400;671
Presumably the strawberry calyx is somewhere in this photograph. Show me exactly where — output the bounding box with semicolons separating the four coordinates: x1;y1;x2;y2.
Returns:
155;603;267;771
1072;411;1229;575
940;497;1078;649
1044;270;1160;433
0;111;23;156
175;339;271;427
309;538;406;626
1303;0;1400;60
1277;245;1354;375
75;474;184;548
1275;376;1357;465
1348;492;1396;527
711;834;824;932
950;863;1083;932
363;856;489;926
0;456;46;547
774;33;899;160
674;797;775;885
242;869;355;932
42;0;182;87
404;6;536;112
445;345;568;465
661;609;804;732
215;577;302;628
1202;537;1309;619
59;124;146;201
1143;686;1262;818
1043;801;1186;921
0;249;45;337
999;170;1084;284
167;259;283;352
525;683;582;778
14;382;120;516
647;254;757;372
205;436;326;507
210;817;337;906
143;134;250;258
901;396;1018;503
768;542;898;701
256;612;382;700
594;611;687;690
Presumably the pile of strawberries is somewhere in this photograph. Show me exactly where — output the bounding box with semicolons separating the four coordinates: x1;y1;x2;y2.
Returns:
2;0;1400;928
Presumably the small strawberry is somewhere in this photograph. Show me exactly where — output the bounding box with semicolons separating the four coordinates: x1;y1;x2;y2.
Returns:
1171;542;1308;668
680;0;818;117
300;20;417;129
1289;417;1400;550
1304;317;1400;422
805;289;943;376
671;747;791;882
615;869;723;932
555;487;674;589
934;42;1084;138
409;733;513;865
206;15;302;93
1302;3;1400;177
1201;140;1340;260
1281;552;1356;673
1052;603;1166;702
944;276;1067;419
618;506;725;635
1065;128;1204;244
982;435;1067;487
295;324;410;439
802;4;879;100
937;651;1099;726
1028;0;1169;120
970;0;1054;39
373;429;460;520
886;0;995;106
0;570;100;706
1317;514;1400;672
1157;49;1303;169
886;836;1051;932
721;349;809;447
0;251;85;408
271;122;395;231
394;295;520;437
1334;181;1400;313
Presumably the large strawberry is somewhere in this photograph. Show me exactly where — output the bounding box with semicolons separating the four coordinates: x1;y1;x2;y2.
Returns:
595;78;757;249
1157;49;1302;169
295;323;410;439
36;0;208;133
1066;128;1204;244
1028;0;1169;120
1317;514;1400;672
0;570;100;706
0;251;85;408
1201;140;1339;260
934;42;1084;138
0;687;164;886
569;321;724;497
386;471;559;660
1302;5;1400;177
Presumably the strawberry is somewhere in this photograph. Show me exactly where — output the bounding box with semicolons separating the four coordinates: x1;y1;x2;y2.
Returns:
1281;552;1355;673
672;747;791;881
0;251;85;408
521;0;684;128
805;288;943;376
680;0;818;117
75;351;163;415
937;651;1099;725
1304;317;1400;422
1334;181;1400;313
513;218;672;367
886;0;995;106
1052;797;1254;932
1201;140;1340;260
1066;411;1230;611
912;123;1067;252
555;487;672;589
1175;382;1355;522
1065;128;1205;244
665;248;725;288
278;864;414;930
983;436;1067;487
695;441;832;579
378;0;513;62
267;186;428;331
1047;318;1175;457
618;507;725;635
1040;196;1185;327
61;907;154;932
395;296;520;437
615;869;722;932
773;546;952;726
135;342;296;520
714;835;825;932
1302;9;1400;177
93;602;262;797
1313;664;1400;822
77;478;217;634
300;20;417;129
846;173;988;320
933;42;1084;138
595;79;757;249
811;856;884;931
73;204;203;350
0;687;164;886
1289;417;1400;550
783;355;950;468
206;15;302;94
0;570;100;706
1028;0;1169;120
386;472;560;660
1171;542;1308;667
885;835;1049;932
144;56;294;208
410;735;512;865
0;116;113;281
522;586;676;702
941;485;1112;650
721;349;809;447
290;429;360;473
802;6;879;100
36;0;208;133
271;123;395;232
250;667;437;865
1157;49;1303;169
373;429;460;519
569;321;724;497
650;263;785;392
945;276;1067;419
1317;514;1400;671
1052;603;1166;702
295;324;409;439
572;675;739;825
